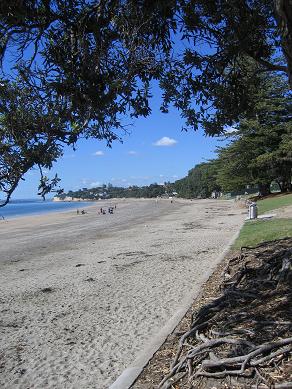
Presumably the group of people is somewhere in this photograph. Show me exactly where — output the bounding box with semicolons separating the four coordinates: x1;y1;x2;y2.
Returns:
99;205;116;215
76;205;117;216
76;209;86;215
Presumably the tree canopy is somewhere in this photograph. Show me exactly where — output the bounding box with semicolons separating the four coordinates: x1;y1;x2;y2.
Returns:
174;161;220;198
172;73;291;198
0;0;292;203
216;74;292;195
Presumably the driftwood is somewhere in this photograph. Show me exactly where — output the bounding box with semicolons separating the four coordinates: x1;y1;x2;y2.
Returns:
158;238;292;389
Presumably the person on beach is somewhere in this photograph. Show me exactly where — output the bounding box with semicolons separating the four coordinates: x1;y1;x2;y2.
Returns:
77;209;79;215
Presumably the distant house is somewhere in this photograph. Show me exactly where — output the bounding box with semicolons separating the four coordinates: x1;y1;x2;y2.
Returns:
53;196;65;201
53;196;79;202
211;191;221;199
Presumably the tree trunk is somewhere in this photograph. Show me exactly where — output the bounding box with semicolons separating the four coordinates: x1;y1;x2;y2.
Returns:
281;182;288;192
287;169;292;191
280;178;292;192
258;183;271;197
276;180;283;192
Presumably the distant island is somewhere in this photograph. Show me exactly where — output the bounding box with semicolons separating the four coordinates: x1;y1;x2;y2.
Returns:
54;182;177;201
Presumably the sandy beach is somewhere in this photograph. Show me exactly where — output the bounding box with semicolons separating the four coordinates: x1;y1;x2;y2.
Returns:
0;198;244;388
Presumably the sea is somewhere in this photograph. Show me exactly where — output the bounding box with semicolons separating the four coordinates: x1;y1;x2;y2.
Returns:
0;199;92;219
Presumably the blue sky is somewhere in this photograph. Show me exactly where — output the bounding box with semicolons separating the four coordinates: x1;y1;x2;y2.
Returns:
13;87;226;198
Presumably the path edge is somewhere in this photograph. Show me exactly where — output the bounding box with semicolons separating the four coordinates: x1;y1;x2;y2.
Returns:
109;225;242;389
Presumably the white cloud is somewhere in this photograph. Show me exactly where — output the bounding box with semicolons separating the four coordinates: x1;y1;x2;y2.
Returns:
224;125;238;134
172;174;178;179
128;150;138;155
93;150;104;156
90;181;101;188
153;136;177;147
159;174;164;178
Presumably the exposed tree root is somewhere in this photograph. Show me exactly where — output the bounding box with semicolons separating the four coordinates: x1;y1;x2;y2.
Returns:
158;238;292;389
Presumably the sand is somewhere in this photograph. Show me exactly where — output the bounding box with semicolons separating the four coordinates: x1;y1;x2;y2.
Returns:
0;198;245;388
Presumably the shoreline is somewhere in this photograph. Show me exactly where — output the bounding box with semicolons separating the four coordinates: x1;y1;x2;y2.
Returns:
0;197;209;221
0;198;245;388
0;200;94;221
0;197;184;222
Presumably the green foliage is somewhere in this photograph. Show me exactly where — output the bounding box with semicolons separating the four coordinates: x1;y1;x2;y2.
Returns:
174;161;220;198
172;74;292;200
160;2;290;134
60;182;172;200
38;174;62;201
0;81;65;206
216;75;292;195
233;218;292;249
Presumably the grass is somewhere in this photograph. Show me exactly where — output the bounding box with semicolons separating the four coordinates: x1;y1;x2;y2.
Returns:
257;193;292;215
233;218;292;249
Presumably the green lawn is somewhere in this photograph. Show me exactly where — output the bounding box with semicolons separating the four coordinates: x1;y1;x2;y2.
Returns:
233;218;292;249
257;193;292;215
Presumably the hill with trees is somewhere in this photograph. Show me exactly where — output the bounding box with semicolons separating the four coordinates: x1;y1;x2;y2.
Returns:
58;183;174;201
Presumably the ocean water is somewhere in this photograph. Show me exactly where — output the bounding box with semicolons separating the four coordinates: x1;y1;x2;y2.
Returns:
0;199;92;219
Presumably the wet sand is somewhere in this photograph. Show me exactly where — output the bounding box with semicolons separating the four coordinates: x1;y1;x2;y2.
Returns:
0;198;244;388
